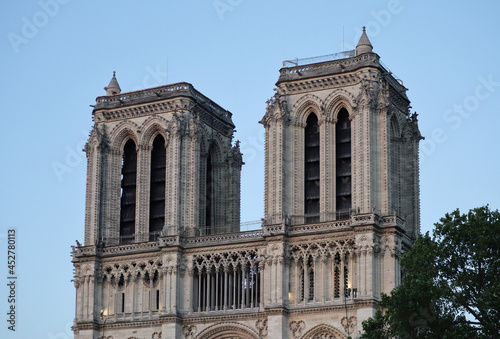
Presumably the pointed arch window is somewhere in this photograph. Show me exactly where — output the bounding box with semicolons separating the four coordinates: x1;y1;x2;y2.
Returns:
305;113;320;223
336;108;351;218
149;135;166;241
120;139;137;244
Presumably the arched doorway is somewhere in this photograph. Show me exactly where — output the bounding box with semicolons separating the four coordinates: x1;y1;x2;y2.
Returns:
301;324;347;339
195;323;259;339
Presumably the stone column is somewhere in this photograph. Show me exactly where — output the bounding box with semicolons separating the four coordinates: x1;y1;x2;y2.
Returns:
107;147;122;245
266;309;289;339
165;121;182;235
136;145;151;242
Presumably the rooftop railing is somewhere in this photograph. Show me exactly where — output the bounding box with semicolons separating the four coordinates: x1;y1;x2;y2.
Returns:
283;50;355;67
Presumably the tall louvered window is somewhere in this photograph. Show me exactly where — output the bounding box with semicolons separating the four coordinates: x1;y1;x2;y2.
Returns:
120;139;137;244
205;151;213;234
305;113;320;223
149;135;166;241
336;108;351;218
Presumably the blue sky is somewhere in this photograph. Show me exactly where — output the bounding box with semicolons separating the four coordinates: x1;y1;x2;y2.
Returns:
1;1;499;337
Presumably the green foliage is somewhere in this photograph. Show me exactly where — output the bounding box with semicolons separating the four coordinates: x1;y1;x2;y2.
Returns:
360;206;500;339
359;310;390;339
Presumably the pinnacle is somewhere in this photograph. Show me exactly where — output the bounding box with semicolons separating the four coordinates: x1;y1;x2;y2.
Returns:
104;71;121;96
356;27;373;55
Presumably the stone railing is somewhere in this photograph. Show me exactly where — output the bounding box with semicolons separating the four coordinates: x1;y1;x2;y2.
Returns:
101;241;160;255
72;245;96;258
72;214;407;258
72;241;161;258
283;50;355;67
290;219;352;235
95;82;191;106
185;229;263;246
351;213;381;226
350;213;406;230
380;215;405;229
277;53;380;83
262;223;286;236
159;235;182;247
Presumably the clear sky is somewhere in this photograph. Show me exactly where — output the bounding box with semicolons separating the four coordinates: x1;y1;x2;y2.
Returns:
1;1;499;337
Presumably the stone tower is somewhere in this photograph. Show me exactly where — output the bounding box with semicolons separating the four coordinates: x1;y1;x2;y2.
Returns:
72;29;421;339
262;28;421;236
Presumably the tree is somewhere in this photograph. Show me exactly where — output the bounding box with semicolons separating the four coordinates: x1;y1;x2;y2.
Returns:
360;206;500;338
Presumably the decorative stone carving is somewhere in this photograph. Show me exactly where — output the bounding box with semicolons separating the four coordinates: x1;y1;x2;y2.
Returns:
255;319;268;337
182;325;196;339
289;320;306;338
341;316;357;335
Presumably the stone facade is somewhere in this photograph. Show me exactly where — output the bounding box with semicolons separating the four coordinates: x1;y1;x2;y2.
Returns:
72;29;422;339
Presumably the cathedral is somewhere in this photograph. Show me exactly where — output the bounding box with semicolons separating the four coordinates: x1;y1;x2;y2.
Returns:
71;29;422;339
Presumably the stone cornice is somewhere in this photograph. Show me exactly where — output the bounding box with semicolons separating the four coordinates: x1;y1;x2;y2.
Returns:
94;82;230;116
277;53;410;108
264;306;290;316
92;82;235;130
281;73;360;96
183;310;265;324
77;318;163;331
287;299;377;316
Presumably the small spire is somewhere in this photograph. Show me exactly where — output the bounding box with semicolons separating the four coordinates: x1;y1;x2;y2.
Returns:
356;26;373;55
104;71;121;96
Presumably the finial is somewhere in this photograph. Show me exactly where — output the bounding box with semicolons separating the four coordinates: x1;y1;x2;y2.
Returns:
362;26;366;32
104;71;121;96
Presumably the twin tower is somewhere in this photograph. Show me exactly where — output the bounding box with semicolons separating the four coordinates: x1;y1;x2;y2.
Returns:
72;29;421;339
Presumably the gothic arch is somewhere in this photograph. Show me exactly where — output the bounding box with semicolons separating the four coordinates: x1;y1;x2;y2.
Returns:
199;125;225;163
109;121;140;150
402;124;416;142
208;139;223;162
140;116;169;147
389;115;401;138
293;94;324;125
324;90;357;121
194;322;259;339
301;324;347;339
